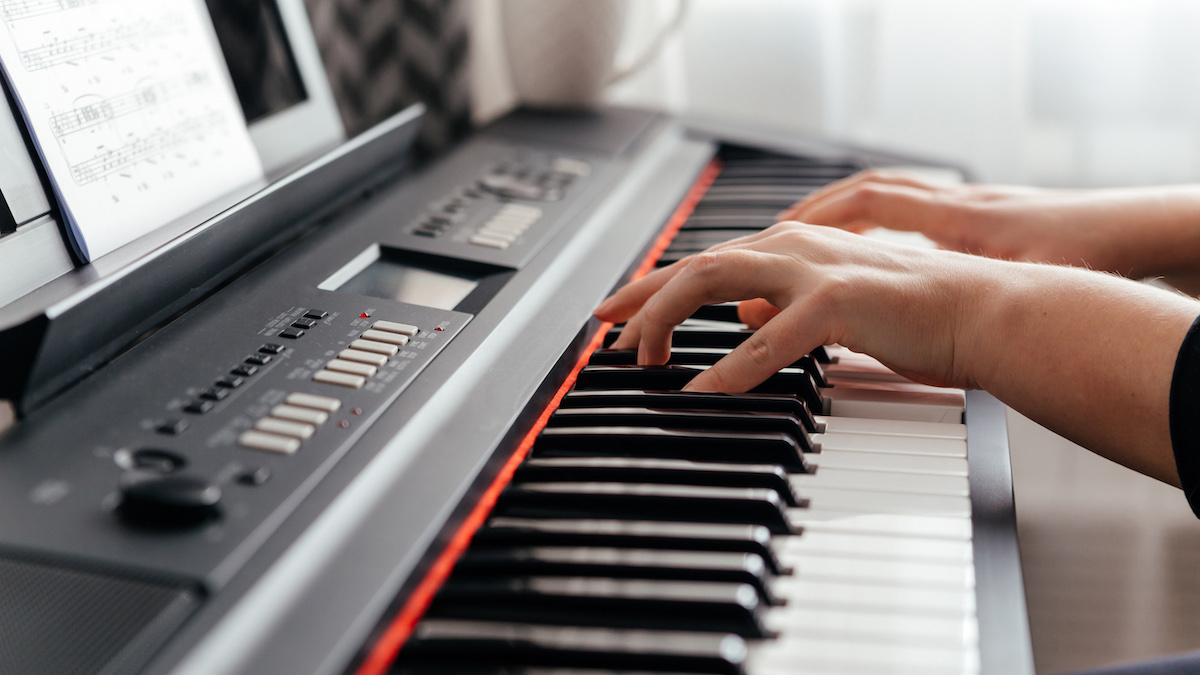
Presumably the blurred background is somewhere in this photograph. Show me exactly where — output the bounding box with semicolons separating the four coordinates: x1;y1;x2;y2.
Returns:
298;1;1200;672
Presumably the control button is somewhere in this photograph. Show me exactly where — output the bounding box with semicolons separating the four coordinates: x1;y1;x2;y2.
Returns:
117;473;221;528
325;359;377;377
184;400;214;414
468;233;510;250
338;348;388;366
286;392;342;412
156;419;188;435
413;228;437;238
271;404;329;425
303;310;328;320
237;467;271;486
132;449;187;473
231;365;258;377
313;369;366;389
372;320;419;336
199;387;229;401
260;343;286;354
360;329;409;346
254;417;316;440
215;376;244;389
350;339;399;356
246;354;272;366
280;328;305;339
552;157;591;176
238;430;301;455
292;318;317;330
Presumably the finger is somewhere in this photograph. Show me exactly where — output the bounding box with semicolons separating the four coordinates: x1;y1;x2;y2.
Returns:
778;170;941;222
792;183;954;236
610;311;645;349
684;304;828;393
594;258;693;322
637;249;794;365
737;298;780;328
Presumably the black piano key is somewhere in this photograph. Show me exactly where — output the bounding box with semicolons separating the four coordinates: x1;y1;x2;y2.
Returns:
546;407;813;455
495;482;795;535
476;518;789;575
514;457;802;505
535;426;806;473
558;390;815;433
604;324;749;349
589;348;827;388
399;619;748;675
688;303;741;323
397;667;713;675
428;577;770;638
450;547;778;605
678;216;775;231
573;366;822;414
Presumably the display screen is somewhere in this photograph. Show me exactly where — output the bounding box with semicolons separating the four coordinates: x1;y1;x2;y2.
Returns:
205;0;308;124
338;258;481;311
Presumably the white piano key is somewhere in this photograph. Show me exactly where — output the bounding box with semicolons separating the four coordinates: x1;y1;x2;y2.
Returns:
825;387;964;423
777;553;973;588
822;361;914;383
768;577;974;614
795;487;972;517
791;469;970;497
815;415;966;439
761;605;977;649
807;448;968;475
748;636;978;675
790;509;972;540
776;531;973;563
815;431;966;457
829;378;965;397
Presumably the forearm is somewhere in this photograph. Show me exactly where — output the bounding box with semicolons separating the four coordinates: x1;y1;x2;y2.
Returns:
1084;186;1200;279
962;260;1200;485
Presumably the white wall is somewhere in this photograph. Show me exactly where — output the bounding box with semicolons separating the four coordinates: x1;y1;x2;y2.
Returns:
605;0;1200;188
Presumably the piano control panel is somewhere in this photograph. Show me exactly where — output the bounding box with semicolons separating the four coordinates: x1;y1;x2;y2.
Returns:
396;149;595;268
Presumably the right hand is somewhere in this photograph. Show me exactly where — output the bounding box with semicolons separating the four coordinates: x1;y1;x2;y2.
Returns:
778;169;1200;279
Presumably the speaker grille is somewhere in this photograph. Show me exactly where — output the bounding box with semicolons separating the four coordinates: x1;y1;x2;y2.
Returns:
0;554;200;675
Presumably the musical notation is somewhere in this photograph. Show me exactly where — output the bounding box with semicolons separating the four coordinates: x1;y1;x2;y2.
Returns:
0;0;100;24
0;0;263;260
49;72;209;138
17;16;184;72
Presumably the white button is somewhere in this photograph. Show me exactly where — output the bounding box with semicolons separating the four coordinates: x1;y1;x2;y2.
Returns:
372;320;419;336
338;348;388;366
239;430;301;455
501;203;543;216
477;228;519;242
314;370;366;388
271;404;329;425
255;417;316;440
325;358;377;377
552;157;590;176
469;234;510;249
360;329;409;345
482;220;528;234
489;212;536;226
285;392;342;412
350;339;399;356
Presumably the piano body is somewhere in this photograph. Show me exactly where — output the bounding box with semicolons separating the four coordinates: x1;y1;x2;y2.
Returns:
0;4;1033;674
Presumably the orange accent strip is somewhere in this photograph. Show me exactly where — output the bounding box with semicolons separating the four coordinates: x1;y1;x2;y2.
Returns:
353;157;723;675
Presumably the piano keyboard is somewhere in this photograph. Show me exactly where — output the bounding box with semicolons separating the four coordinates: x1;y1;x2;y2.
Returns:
374;148;994;675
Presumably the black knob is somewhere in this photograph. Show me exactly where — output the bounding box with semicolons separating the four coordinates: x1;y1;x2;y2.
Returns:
117;473;221;528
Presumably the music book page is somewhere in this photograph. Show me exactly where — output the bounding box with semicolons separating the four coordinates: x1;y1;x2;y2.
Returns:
0;0;263;261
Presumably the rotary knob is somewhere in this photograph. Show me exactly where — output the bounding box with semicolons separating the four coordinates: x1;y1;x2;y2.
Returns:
117;472;221;528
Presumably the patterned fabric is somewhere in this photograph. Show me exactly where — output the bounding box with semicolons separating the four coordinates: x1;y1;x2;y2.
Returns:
303;0;472;158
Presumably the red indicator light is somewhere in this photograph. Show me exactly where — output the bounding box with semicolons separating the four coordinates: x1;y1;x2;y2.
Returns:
434;327;444;332
360;313;370;319
338;420;350;429
352;407;363;416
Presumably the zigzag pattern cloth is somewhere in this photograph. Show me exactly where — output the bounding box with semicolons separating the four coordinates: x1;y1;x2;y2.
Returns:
304;0;472;157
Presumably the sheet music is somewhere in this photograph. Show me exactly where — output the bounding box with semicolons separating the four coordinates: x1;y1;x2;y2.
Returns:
0;0;263;261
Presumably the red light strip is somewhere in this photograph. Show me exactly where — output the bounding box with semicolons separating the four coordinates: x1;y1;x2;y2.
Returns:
352;157;724;675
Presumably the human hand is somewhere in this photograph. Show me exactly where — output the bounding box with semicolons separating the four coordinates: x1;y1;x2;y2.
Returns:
593;221;986;393
778;169;1200;279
